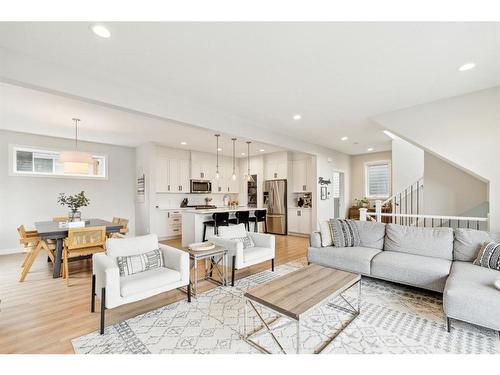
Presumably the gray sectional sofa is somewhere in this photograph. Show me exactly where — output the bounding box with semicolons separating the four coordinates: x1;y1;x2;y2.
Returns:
308;221;500;335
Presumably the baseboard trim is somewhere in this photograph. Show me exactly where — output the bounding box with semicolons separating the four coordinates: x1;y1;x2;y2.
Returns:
0;247;24;256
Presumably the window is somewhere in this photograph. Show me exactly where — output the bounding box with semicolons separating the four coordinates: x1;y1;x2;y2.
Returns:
11;145;107;179
365;161;390;198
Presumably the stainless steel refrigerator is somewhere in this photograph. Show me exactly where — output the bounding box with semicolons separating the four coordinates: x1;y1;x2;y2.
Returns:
263;179;287;235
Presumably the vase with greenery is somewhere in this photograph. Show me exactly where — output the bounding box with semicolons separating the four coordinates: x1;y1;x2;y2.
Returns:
57;191;90;222
355;197;370;208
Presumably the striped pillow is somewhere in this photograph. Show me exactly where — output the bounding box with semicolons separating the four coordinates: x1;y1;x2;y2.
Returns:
329;219;361;247
473;242;500;271
117;249;164;277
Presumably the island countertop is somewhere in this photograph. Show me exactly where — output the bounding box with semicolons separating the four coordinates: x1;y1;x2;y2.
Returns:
183;206;267;214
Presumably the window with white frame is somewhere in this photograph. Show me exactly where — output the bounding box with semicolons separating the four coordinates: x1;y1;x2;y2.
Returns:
11;145;107;179
364;160;390;198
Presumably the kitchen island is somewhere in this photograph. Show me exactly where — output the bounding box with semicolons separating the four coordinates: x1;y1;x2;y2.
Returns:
181;207;266;247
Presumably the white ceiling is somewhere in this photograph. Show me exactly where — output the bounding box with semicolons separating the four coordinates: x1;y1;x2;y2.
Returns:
0;22;499;154
0;82;283;157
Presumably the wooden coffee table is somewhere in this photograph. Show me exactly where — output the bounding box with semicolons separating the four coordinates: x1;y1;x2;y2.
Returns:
242;264;361;354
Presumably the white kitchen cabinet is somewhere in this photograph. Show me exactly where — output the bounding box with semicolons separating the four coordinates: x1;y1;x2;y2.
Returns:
157;209;182;239
265;161;287;180
288;208;311;234
292;159;312;192
156;158;190;193
191;155;215;180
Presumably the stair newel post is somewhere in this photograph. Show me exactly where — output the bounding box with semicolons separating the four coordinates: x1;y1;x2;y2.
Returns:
359;208;368;221
375;200;382;222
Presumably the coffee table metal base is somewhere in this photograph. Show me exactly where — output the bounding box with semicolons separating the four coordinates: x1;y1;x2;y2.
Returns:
242;279;361;354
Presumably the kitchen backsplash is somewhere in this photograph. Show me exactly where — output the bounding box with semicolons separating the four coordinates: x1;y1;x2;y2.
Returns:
156;193;239;209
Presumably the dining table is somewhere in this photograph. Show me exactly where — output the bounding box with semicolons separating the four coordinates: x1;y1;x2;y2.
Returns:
34;218;123;278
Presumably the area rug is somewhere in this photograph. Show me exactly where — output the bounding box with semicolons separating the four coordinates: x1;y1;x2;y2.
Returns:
72;261;500;354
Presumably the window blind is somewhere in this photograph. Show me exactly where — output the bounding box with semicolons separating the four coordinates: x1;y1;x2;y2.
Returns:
366;162;389;197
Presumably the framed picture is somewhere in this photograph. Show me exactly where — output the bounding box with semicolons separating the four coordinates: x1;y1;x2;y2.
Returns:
320;186;328;200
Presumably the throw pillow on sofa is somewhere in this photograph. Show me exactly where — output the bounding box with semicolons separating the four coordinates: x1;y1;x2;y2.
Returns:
319;220;334;247
329;219;361;247
117;249;164;277
231;235;255;249
473;242;500;271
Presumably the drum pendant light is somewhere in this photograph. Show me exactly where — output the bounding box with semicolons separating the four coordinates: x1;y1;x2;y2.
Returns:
59;118;93;174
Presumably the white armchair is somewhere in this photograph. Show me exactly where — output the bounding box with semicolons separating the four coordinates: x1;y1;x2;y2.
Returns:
209;224;275;286
92;234;190;334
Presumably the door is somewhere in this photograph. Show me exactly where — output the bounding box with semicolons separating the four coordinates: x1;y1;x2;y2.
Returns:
288;208;299;232
292;159;307;192
178;159;190;192
168;159;179;192
156;156;170;192
333;171;346;218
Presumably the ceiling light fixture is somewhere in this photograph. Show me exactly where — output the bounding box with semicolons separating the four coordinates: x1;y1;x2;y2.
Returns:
458;62;476;72
293;114;302;121
214;134;220;180
246;141;255;183
241;152;246;156
180;141;187;145
383;130;396;139
217;148;222;152
341;136;348;141
60;118;93;174
231;138;237;181
259;149;265;152
91;24;111;38
367;148;374;152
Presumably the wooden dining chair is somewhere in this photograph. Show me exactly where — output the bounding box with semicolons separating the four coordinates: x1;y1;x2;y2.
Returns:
62;226;106;285
52;216;69;223
18;225;56;282
109;217;129;238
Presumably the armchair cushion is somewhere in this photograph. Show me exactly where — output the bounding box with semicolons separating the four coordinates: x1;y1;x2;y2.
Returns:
106;233;159;258
248;232;275;249
116;249;164;277
120;268;181;298
218;224;247;238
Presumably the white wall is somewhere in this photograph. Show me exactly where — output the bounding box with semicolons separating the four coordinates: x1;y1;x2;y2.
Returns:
391;136;424;194
374;86;499;231
423;152;488;216
350;151;392;206
0;129;136;253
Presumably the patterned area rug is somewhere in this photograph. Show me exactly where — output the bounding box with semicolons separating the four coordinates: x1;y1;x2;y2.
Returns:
72;261;500;354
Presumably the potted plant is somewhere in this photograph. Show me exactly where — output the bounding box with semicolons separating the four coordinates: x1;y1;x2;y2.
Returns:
358;197;370;208
57;191;90;222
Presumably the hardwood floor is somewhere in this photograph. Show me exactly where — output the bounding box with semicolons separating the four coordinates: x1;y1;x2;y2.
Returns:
0;235;308;354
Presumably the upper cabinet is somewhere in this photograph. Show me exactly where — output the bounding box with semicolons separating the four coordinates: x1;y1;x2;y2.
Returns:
156;157;190;193
291;158;312;192
264;152;288;180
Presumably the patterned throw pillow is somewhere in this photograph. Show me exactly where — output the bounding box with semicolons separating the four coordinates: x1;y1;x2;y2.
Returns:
329;219;361;247
473;242;500;271
231;235;255;249
117;249;164;277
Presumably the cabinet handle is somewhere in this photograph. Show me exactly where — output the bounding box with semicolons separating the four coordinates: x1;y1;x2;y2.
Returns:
303;185;306;191
274;172;278;178
218;186;221;192
179;185;182;191
168;185;170;191
201;172;204;178
298;211;301;216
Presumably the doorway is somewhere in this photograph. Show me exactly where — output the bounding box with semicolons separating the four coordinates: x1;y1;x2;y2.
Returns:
333;170;345;218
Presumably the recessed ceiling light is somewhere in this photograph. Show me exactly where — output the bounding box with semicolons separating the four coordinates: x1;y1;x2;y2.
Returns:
217;147;222;151
91;24;111;38
259;149;265;152
383;130;396;139
341;136;348;141
458;62;476;72
293;114;302;121
241;152;246;156
180;141;187;145
367;148;374;152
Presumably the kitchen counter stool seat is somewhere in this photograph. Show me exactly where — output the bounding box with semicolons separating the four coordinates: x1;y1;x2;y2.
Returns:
228;211;250;231
249;209;267;233
202;212;229;242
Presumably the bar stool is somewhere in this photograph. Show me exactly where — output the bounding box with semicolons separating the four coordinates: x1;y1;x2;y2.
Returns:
202;212;229;242
249;210;267;233
228;211;250;231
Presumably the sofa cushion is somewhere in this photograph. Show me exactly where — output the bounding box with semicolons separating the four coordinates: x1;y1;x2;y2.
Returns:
454;228;500;262
319;220;333;247
218;223;247;239
243;246;274;264
371;251;452;292
384;223;453;260
443;261;500;331
473;242;500;270
120;267;181;297
106;234;159;258
354;220;386;250
329;219;361;247
307;246;382;275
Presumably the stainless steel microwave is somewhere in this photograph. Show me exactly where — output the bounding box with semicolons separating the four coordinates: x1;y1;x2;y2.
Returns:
190;179;212;193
